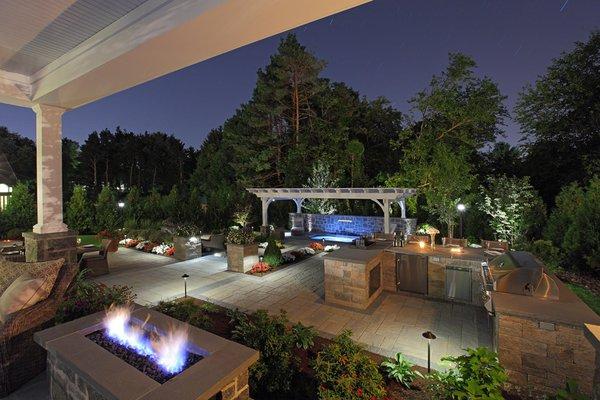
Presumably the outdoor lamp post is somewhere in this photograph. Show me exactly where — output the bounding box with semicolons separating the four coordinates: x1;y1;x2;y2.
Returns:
182;274;189;297
457;203;466;238
422;331;437;373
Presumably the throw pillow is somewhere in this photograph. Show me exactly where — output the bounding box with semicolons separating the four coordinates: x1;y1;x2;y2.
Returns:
0;272;50;323
0;258;64;297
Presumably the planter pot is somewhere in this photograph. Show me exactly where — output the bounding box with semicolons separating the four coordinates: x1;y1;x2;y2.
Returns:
173;236;202;261
227;243;258;273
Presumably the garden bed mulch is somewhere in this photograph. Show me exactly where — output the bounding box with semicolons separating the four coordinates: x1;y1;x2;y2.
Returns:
557;269;600;296
179;298;522;400
245;250;323;277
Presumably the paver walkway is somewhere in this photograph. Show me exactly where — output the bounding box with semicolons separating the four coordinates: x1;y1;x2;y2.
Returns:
96;245;493;368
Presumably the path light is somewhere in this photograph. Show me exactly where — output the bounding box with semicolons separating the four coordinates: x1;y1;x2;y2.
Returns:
457;203;466;238
259;255;264;263
117;201;125;208
418;241;426;249
181;274;189;298
422;331;437;373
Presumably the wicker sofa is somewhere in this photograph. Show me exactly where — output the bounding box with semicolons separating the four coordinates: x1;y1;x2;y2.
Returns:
0;259;78;396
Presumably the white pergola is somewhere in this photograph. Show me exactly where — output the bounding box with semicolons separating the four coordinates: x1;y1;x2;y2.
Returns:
247;187;417;234
0;0;370;249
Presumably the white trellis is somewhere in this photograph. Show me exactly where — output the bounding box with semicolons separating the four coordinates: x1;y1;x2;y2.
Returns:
247;187;417;234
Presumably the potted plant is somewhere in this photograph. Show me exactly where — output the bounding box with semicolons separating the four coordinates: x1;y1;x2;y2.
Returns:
226;226;258;273
173;224;202;261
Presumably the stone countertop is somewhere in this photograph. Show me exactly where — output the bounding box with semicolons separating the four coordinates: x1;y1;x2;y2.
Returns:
323;240;392;264
385;243;489;263
492;276;600;327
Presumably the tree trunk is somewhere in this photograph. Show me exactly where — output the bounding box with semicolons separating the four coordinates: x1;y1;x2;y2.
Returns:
91;160;97;187
293;77;300;145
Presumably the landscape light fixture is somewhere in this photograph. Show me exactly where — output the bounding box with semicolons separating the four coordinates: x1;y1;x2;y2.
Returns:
457;203;466;238
117;201;125;208
422;331;437;373
418;241;426;249
259;255;264;263
181;274;190;297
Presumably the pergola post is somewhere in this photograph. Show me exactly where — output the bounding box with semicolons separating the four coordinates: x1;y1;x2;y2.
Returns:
261;197;272;228
397;199;406;219
383;198;391;234
23;104;76;263
293;198;304;213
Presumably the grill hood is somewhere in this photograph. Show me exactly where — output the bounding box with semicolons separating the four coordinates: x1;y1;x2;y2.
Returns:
488;251;559;300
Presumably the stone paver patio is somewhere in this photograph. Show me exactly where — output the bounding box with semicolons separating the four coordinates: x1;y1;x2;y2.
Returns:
96;243;493;368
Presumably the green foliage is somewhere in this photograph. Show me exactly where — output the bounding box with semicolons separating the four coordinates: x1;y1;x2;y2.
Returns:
65;185;93;234
142;189;165;222
428;347;507;400
526;240;563;272
291;322;316;350
303;160;338;214
229;309;299;396
94;185;119;233
232;206;252;227
380;352;423;388
162;185;184;223
153;299;213;330
312;330;386;400
226;226;255;245
124;186;143;223
547;379;589;400
480;175;545;246
56;271;136;323
263;237;283;267
0;181;35;236
516;31;600;204
545;178;600;273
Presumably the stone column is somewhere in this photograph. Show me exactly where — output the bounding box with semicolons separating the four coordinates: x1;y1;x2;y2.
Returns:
24;104;76;264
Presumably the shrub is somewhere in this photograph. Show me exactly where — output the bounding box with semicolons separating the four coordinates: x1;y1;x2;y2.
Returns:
0;182;35;235
153;299;213;330
313;330;386;400
226;226;255;245
65;185;94;234
291;322;316;350
548;379;589;400
95;185;119;233
263;237;283;267
526;239;563;272
229;309;299;396
56;271;135;323
250;261;271;274
309;242;325;251
381;352;422;388
427;347;507;400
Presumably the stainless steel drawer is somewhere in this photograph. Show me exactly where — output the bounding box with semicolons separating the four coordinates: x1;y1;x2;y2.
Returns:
445;265;471;302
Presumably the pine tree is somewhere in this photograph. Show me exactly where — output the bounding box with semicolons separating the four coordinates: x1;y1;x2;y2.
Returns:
303;160;338;214
65;185;93;234
0;182;35;235
95;185;119;233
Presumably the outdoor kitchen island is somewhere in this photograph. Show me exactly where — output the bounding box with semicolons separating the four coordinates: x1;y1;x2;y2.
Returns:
323;241;489;310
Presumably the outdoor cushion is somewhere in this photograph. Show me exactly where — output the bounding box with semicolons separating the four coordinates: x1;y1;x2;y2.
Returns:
0;272;51;323
200;234;212;241
0;258;64;296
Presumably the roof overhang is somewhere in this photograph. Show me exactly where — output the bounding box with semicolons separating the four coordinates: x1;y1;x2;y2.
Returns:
0;0;371;110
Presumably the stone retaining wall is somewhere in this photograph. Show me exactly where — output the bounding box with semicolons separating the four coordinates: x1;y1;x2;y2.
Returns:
290;213;417;236
496;313;596;398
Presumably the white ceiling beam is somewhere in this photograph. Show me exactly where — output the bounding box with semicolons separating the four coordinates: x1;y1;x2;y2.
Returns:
25;0;370;109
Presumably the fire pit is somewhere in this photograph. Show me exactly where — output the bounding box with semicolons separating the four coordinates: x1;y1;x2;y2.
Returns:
35;304;259;400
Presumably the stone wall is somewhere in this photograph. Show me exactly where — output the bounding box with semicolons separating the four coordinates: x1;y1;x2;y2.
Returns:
496;314;596;398
48;351;251;400
290;213;417;236
23;230;77;265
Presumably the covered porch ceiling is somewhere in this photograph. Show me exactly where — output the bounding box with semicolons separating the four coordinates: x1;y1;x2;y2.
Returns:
0;0;370;110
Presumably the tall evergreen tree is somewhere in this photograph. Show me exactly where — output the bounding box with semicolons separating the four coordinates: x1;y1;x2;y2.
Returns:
65;185;93;234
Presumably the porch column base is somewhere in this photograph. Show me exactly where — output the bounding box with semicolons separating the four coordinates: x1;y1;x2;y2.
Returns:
23;230;78;265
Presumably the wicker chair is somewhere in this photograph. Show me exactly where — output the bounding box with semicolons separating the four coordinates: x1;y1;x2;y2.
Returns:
0;245;25;262
80;239;115;277
0;259;78;396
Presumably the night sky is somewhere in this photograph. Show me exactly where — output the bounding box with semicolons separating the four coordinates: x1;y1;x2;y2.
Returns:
0;0;598;148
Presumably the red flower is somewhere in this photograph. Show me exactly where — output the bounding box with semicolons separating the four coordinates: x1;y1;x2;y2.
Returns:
357;388;363;397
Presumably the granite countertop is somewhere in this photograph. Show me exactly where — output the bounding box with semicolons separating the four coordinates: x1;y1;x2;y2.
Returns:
323;240;392;264
385;243;489;262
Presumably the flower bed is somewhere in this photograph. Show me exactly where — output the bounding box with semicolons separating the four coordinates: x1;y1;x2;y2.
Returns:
119;238;175;258
247;246;321;276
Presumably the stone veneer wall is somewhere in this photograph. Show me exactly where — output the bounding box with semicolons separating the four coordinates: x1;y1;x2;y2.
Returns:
324;256;383;310
48;352;250;400
290;213;417;236
496;314;596;398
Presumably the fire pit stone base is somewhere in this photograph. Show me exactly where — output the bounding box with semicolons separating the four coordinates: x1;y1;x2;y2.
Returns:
35;305;258;400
